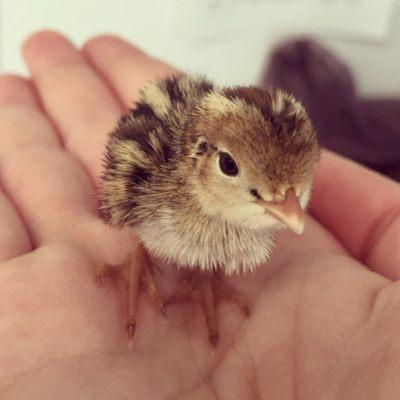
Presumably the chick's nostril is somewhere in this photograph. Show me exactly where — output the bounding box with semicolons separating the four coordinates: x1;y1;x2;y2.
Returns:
250;188;262;200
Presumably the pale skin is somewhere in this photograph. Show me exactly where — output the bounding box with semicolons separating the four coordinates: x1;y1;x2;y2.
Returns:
0;31;399;399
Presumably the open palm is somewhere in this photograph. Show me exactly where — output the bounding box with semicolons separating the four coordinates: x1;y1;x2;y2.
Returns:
0;32;399;399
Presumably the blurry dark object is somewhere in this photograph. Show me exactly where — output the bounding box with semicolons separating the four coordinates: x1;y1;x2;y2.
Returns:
262;38;400;181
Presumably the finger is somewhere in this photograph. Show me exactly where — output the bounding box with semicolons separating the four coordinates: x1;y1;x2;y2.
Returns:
310;151;400;279
82;35;176;106
0;74;99;247
0;76;35;260
22;31;122;185
0;190;32;262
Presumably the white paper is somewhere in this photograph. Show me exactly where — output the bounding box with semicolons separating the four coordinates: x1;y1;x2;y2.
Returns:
0;0;398;94
177;0;395;43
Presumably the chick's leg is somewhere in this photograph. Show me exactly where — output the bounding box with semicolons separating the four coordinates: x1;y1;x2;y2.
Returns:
96;242;165;343
124;243;166;341
166;271;249;345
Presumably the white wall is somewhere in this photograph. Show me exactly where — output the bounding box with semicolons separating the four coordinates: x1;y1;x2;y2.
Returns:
0;0;398;96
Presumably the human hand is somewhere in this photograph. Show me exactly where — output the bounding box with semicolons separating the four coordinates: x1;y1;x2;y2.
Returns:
0;31;399;399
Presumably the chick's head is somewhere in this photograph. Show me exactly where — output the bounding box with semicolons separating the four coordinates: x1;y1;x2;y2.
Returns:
186;86;320;233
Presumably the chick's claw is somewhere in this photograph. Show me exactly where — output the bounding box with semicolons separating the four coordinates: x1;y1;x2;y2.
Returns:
165;271;250;345
127;320;136;349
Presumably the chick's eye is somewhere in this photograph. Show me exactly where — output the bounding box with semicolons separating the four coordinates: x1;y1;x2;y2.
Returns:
219;152;239;176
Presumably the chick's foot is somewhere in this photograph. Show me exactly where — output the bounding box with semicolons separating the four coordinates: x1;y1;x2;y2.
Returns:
96;243;165;345
165;271;249;345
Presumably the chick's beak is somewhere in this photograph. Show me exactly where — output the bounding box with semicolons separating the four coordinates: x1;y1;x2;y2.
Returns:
256;188;305;234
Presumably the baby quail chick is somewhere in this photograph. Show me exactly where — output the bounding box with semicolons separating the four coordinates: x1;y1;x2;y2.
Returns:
100;74;319;344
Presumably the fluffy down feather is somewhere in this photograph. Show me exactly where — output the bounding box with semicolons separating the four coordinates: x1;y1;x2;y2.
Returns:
100;74;319;273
